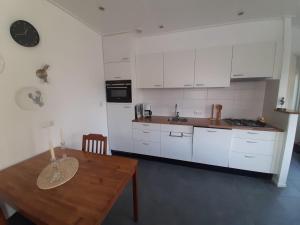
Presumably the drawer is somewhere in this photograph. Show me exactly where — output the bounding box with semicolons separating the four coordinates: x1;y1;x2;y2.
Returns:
229;152;273;173
231;138;275;156
132;122;161;131
233;129;276;141
133;140;161;157
133;129;160;142
161;124;193;133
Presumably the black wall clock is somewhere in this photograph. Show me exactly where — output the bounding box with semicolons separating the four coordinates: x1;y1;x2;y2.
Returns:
10;20;40;47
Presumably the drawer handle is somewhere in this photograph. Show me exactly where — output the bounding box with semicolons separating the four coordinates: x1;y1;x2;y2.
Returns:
113;76;121;79
207;130;217;133
246;141;257;144
196;83;205;86
169;132;183;138
143;131;150;134
184;84;192;87
247;132;258;135
153;84;161;87
232;74;245;77
142;143;149;146
124;106;131;109
244;155;255;158
122;57;129;61
142;124;150;126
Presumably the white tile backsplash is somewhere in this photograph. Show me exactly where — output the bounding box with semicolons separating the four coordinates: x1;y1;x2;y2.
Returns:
136;81;266;119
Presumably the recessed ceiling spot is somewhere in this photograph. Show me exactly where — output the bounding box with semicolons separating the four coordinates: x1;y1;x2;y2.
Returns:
98;6;105;11
237;10;245;16
159;25;164;29
135;29;143;34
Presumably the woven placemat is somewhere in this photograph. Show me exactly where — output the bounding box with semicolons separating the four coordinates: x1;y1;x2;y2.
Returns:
37;157;79;190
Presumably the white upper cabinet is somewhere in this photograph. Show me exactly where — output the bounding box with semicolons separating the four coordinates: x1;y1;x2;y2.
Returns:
195;46;232;88
231;42;276;79
136;53;164;88
164;50;195;88
104;62;131;80
103;33;133;63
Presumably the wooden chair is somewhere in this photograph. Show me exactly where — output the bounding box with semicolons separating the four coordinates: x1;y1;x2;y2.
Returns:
82;134;107;155
0;208;6;225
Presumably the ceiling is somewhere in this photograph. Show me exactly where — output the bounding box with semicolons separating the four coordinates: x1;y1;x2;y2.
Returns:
48;0;300;35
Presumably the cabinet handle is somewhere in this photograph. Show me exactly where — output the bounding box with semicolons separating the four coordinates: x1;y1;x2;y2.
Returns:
142;143;149;146
247;132;258;135
232;74;245;77
207;130;217;133
246;141;257;144
113;76;121;79
121;57;129;61
184;84;192;87
123;106;131;109
244;155;255;158
143;131;150;134
153;84;161;87
169;132;183;137
142;124;150;126
196;84;205;86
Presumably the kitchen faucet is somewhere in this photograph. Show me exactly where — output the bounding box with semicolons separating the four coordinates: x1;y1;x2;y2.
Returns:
175;104;179;119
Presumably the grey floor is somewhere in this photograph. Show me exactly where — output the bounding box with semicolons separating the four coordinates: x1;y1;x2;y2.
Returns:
103;152;300;225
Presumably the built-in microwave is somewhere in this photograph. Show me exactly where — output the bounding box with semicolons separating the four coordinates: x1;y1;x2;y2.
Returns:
106;80;132;103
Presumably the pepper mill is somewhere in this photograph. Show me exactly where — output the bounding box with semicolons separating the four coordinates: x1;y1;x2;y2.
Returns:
215;104;222;121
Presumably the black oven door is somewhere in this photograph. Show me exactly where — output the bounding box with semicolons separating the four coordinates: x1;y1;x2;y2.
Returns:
106;80;132;103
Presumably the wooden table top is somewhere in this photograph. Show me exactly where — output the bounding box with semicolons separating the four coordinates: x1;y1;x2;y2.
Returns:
0;149;138;225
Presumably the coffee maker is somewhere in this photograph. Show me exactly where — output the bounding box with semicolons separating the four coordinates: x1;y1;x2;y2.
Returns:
143;104;152;118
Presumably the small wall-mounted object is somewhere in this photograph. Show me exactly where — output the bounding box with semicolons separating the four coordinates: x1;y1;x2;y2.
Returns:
36;65;49;83
0;54;5;74
15;87;45;111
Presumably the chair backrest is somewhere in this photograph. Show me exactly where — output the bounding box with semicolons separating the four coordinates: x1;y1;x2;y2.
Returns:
0;208;7;225
82;134;107;155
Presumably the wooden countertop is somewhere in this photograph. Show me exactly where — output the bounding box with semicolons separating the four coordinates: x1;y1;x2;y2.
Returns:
132;116;283;132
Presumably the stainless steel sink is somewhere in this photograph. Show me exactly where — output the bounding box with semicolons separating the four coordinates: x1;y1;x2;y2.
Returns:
168;117;188;122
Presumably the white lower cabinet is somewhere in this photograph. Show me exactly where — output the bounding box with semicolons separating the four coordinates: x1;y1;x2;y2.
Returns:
133;140;161;157
229;129;277;173
192;128;232;167
161;125;193;161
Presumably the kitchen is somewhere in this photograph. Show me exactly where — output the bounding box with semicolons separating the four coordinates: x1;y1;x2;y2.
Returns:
1;0;300;225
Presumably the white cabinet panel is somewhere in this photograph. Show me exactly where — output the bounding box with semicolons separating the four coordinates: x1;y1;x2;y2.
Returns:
195;46;232;88
104;62;131;80
133;122;161;131
231;138;275;156
231;42;276;78
107;103;134;153
103;33;132;63
161;131;193;161
164;50;195;88
192;128;232;167
232;129;276;141
229;152;273;173
136;53;164;88
133;140;161;157
133;129;160;142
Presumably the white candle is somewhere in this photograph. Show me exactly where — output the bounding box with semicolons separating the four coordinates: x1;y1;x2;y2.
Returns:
60;128;65;144
49;140;56;160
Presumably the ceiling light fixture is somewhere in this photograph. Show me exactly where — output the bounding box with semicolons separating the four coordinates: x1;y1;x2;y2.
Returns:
237;10;245;16
98;6;105;11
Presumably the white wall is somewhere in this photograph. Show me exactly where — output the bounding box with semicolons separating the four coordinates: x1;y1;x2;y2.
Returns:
0;0;107;171
137;81;266;119
136;19;283;78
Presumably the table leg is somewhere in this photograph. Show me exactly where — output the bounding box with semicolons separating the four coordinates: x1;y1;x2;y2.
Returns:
0;207;7;225
132;170;138;222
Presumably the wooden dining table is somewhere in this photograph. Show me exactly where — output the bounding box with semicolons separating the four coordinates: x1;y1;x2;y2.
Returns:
0;149;138;225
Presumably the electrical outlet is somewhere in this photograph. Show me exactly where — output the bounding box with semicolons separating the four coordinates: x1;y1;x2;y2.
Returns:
194;110;203;116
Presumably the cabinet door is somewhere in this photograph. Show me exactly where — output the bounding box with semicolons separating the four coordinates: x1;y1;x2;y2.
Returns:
136;53;164;88
104;62;131;80
103;33;132;63
195;46;232;88
133;140;161;157
106;103;134;153
231;42;276;78
164;50;195;88
161;131;193;161
192;128;232;167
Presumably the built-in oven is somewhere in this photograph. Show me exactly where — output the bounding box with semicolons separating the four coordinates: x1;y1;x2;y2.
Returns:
106;80;132;103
